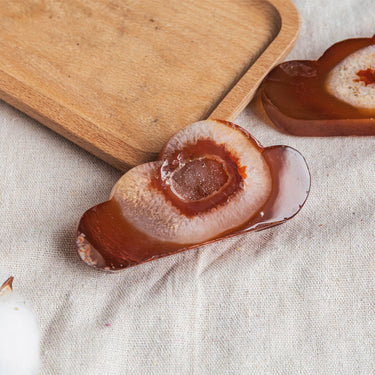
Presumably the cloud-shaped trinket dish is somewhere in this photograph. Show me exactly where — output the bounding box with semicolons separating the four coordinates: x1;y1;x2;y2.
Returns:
261;35;375;136
77;120;310;271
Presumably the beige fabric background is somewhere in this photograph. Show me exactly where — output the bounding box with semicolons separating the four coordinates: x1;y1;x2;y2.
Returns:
1;0;375;374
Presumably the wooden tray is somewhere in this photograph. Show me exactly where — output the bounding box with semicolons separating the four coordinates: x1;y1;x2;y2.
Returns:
0;0;299;170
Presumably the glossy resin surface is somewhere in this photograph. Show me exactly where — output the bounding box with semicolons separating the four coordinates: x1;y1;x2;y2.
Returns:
77;120;310;270
261;35;375;136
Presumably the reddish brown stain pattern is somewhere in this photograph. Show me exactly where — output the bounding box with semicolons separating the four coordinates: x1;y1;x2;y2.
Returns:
237;165;247;180
355;68;375;86
232;155;247;180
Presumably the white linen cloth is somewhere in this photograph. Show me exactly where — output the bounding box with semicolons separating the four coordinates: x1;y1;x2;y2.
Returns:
1;0;375;373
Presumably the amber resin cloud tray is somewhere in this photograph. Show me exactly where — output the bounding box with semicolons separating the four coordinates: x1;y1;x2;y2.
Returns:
0;0;299;169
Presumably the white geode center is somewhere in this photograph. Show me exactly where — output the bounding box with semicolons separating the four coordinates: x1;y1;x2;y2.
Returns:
326;44;375;109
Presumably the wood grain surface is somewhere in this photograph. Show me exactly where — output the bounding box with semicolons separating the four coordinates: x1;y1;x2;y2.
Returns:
0;0;299;170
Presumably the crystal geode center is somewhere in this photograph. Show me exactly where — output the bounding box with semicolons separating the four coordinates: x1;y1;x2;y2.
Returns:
326;45;375;109
170;157;229;201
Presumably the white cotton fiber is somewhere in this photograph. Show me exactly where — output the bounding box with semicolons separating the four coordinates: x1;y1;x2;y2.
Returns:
0;273;40;375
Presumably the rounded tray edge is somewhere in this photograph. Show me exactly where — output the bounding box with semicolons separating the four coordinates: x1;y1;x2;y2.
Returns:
208;0;300;122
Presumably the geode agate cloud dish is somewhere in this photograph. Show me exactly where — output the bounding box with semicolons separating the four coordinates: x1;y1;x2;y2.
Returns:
77;120;310;271
261;35;375;136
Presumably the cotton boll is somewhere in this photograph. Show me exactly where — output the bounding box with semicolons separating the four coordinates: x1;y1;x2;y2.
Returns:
0;277;40;375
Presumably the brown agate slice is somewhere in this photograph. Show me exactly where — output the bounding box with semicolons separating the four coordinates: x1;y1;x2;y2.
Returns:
77;120;310;270
261;35;375;136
